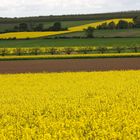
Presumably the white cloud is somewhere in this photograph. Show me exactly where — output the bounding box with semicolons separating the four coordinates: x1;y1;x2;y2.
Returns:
0;0;139;17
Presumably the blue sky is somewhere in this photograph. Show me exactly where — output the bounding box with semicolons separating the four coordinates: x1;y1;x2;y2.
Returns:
0;0;140;17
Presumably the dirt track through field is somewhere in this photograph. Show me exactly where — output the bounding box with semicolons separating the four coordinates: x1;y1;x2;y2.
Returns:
0;58;140;74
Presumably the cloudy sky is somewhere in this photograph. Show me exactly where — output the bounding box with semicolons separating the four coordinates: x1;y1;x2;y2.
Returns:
0;0;140;17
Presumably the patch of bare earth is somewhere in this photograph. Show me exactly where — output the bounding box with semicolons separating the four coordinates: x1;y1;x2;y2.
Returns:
0;58;140;74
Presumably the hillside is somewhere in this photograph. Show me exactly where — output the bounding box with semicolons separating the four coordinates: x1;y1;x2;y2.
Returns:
0;18;133;39
0;10;139;23
0;10;139;33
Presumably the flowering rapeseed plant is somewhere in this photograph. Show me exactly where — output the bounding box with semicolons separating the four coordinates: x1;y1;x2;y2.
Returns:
0;71;140;139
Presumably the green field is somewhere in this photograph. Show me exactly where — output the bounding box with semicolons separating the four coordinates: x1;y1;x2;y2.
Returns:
0;20;98;32
55;29;140;38
43;20;99;29
0;38;140;48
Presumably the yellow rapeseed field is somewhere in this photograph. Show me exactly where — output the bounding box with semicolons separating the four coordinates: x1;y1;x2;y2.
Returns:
0;18;133;39
0;31;68;39
68;18;133;32
0;53;140;61
0;71;140;139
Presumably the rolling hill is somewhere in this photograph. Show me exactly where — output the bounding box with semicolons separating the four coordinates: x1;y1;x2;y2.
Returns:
0;18;133;39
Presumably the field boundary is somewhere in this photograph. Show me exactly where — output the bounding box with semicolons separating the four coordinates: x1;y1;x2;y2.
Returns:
0;53;140;61
0;58;140;74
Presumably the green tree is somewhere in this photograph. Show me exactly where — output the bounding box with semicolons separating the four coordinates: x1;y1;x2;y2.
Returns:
97;22;108;30
128;22;134;29
54;22;61;30
28;23;35;31
34;23;44;31
19;23;29;31
84;27;95;38
13;25;19;31
115;46;124;53
108;21;116;29
130;44;139;53
133;16;140;28
101;22;108;29
117;20;129;29
48;22;62;31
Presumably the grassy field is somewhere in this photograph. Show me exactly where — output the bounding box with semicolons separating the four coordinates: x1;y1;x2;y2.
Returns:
0;71;140;139
0;18;132;39
0;20;99;32
0;38;140;48
55;29;140;38
43;20;100;29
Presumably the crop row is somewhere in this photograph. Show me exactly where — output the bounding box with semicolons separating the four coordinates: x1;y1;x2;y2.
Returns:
0;46;140;56
0;53;140;61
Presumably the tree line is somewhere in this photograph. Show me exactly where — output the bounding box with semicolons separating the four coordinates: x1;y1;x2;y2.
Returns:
2;19;138;34
0;10;140;24
0;45;139;56
134;16;140;28
3;22;67;33
84;20;136;38
96;20;134;30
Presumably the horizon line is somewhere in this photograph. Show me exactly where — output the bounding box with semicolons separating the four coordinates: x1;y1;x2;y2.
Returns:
0;10;140;19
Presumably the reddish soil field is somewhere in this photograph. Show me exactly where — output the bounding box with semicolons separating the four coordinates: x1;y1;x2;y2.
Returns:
0;58;140;74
